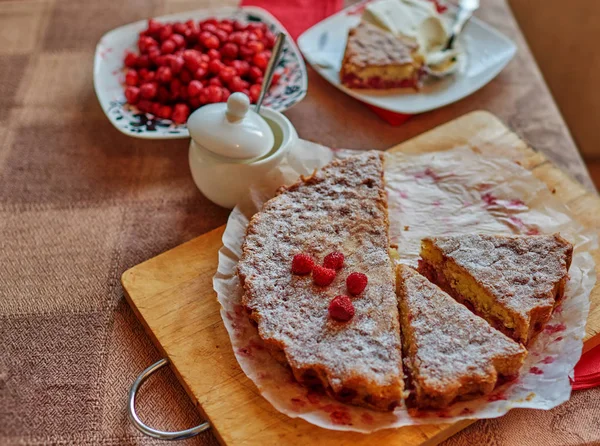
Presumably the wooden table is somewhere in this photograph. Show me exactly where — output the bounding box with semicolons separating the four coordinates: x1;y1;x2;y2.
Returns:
0;1;597;446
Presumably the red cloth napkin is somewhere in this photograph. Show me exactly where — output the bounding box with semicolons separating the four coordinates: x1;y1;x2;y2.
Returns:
572;344;600;390
240;0;410;125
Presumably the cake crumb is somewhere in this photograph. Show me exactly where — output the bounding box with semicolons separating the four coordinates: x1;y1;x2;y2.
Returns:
404;226;410;231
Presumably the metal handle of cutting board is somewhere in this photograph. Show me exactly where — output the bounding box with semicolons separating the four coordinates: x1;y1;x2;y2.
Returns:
128;358;211;440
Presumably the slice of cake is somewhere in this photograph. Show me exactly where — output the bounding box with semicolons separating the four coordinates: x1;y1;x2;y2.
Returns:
340;21;425;89
396;265;527;409
419;234;573;345
237;152;404;411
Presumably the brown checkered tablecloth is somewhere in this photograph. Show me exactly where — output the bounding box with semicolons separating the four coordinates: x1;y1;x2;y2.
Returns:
1;1;599;445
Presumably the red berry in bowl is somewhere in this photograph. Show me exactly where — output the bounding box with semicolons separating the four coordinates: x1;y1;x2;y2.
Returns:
346;272;368;295
208;59;224;74
125;69;139;86
248;65;263;82
329;295;355;322
214;29;229;43
291;253;314;275
233;20;245;31
179;68;193;84
218;22;234;33
138;36;158;54
137;99;152;112
247;40;265;54
140;82;158;99
253;51;269;70
249;84;261;103
271;71;282;85
124;86;140;104
221;87;231;101
209;77;223;87
264;31;276;49
156;66;172;83
194;66;208;80
230;60;249;77
230;31;248;46
239;45;255;59
218;66;237;84
206;85;223;103
173;22;187;35
124;52;138;68
207;48;221;60
160;39;176;54
202;23;218;34
147;19;163;36
187;80;203;97
157;86;170;102
324;252;345;270
229;76;249;92
137;54;151;68
159;24;173;42
220;42;238;59
172;103;190;124
170;34;186;48
169;56;184;74
313;265;336;286
203;35;220;49
157;104;172;119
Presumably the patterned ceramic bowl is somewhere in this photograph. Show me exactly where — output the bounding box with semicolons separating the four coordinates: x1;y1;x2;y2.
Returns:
94;7;307;139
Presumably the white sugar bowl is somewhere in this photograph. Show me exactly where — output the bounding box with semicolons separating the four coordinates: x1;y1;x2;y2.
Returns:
188;93;297;209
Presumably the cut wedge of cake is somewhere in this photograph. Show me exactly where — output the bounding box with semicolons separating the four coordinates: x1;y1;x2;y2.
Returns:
340;21;424;89
237;152;404;411
396;265;527;409
419;234;573;345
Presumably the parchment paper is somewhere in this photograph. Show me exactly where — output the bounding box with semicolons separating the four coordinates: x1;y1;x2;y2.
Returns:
213;142;597;433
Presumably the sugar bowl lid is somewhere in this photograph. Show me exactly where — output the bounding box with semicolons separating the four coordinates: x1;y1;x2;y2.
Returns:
187;92;274;160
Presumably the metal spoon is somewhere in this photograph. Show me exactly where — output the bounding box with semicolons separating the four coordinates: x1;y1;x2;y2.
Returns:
255;32;286;115
444;0;480;50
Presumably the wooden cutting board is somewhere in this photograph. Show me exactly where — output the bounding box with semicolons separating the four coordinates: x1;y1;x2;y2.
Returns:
122;111;600;446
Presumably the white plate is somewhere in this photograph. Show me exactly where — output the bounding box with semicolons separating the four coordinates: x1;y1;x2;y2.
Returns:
297;2;516;114
94;7;307;139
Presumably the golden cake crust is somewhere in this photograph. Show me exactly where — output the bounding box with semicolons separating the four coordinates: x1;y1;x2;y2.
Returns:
340;21;423;89
419;234;573;345
237;152;404;411
396;265;527;409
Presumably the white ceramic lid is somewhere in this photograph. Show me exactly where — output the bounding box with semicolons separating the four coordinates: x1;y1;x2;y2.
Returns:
187;93;274;160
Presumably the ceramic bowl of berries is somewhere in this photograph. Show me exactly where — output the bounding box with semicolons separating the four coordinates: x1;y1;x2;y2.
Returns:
94;7;307;139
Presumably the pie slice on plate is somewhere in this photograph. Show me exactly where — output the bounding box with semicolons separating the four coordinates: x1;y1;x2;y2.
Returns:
340;21;424;89
238;151;404;411
419;234;573;345
396;265;527;409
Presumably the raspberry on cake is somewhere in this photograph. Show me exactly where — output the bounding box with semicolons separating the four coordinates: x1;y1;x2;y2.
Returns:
340;21;425;89
418;234;573;345
312;265;336;286
329;295;355;322
396;265;527;409
323;251;345;270
237;152;404;411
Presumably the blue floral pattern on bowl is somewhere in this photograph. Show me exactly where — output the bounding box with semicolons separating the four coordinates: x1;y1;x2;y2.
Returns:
94;7;307;139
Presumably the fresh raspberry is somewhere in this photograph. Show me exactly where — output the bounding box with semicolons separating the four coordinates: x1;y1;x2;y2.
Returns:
323;252;344;270
291;253;314;275
329;295;355;322
313;265;336;286
346;272;368;295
